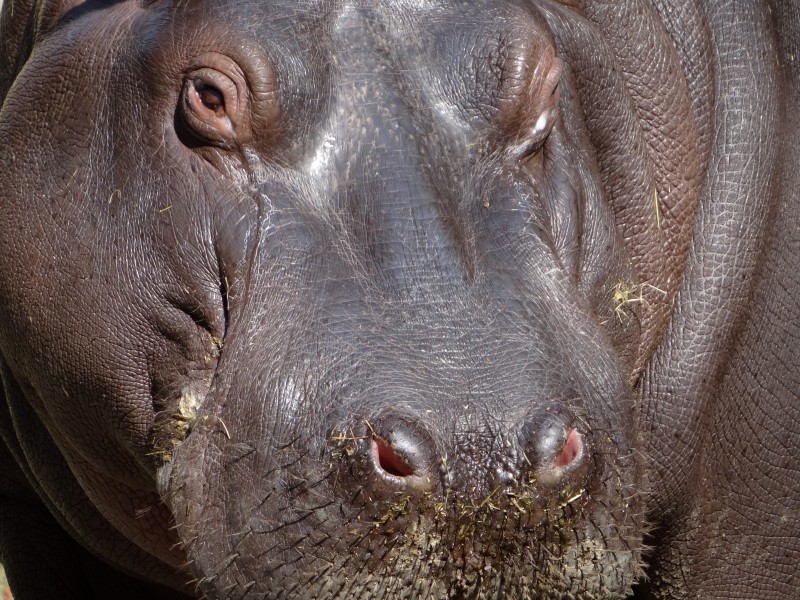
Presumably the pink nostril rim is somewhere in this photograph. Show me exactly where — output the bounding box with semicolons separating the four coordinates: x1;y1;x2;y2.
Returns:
373;437;414;477
555;428;582;468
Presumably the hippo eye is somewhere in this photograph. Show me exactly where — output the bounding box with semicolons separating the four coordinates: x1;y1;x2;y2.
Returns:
179;56;250;148
495;39;562;163
514;106;558;160
197;84;225;114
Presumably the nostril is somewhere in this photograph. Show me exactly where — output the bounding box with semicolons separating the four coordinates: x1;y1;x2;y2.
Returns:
555;428;582;468
332;415;438;499
373;436;414;477
519;404;590;485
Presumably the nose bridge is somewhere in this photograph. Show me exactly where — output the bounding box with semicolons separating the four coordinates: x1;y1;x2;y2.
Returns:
328;4;470;290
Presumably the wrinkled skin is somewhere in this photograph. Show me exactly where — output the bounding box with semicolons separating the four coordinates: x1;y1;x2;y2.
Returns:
0;0;797;598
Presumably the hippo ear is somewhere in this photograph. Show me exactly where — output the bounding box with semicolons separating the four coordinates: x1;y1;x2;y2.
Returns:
0;0;87;102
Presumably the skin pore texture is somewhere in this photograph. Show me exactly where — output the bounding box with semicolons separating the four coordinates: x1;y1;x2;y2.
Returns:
0;1;797;599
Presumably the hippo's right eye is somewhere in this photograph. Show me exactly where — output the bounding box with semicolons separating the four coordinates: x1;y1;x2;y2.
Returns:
197;84;225;114
179;54;251;148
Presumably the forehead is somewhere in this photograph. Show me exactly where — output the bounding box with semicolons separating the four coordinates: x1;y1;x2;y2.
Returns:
155;0;554;135
184;0;542;28
163;0;551;64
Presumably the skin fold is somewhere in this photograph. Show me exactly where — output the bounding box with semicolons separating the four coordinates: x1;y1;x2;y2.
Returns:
0;1;797;598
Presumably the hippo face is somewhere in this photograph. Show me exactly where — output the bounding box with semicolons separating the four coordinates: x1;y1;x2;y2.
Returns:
0;0;709;598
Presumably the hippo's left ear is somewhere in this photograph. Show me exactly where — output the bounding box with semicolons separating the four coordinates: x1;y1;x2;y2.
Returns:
0;0;87;103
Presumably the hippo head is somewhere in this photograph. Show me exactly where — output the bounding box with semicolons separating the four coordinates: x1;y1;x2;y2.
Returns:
0;0;702;598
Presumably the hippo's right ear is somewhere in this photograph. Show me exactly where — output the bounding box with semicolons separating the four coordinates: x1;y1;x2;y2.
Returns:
0;0;86;102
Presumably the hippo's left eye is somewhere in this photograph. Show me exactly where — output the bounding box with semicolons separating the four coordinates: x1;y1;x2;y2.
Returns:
513;106;559;161
495;40;563;163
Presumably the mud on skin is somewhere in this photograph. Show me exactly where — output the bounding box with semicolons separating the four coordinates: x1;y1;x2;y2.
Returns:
0;1;798;599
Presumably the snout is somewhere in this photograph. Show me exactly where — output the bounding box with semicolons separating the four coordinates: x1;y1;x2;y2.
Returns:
331;400;592;520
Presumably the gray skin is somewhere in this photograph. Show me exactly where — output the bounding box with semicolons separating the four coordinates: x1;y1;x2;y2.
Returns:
0;0;797;598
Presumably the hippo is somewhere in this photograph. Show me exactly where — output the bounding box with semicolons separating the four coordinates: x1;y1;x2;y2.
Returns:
0;0;798;598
